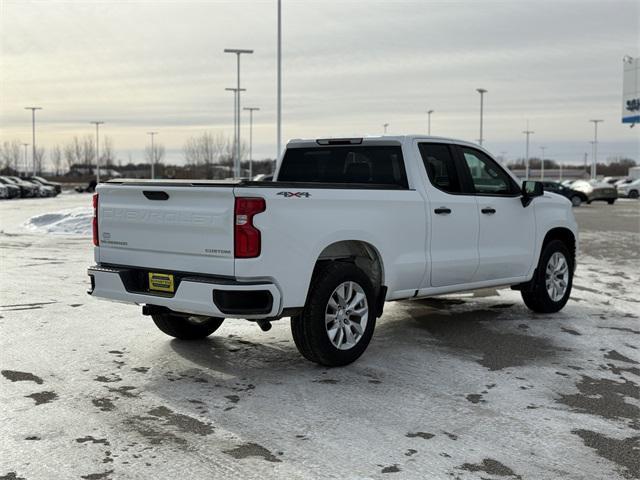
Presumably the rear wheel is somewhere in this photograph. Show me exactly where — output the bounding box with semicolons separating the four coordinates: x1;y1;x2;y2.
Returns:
607;199;616;205
291;262;376;366
152;313;224;340
570;195;582;207
521;240;573;313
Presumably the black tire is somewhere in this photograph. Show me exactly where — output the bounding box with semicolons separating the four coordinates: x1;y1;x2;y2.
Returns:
586;200;592;205
629;190;639;199
521;240;573;313
291;262;376;367
607;199;616;205
152;313;224;340
570;195;582;207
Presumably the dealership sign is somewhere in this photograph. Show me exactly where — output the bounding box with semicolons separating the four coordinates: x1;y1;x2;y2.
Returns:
622;56;639;124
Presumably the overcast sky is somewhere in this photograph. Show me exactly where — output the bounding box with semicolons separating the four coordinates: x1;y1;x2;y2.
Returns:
1;0;638;165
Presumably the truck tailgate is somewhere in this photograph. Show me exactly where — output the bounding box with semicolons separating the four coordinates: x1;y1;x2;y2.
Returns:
96;184;235;276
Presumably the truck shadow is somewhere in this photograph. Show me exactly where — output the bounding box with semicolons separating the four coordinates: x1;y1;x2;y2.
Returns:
379;300;568;372
164;297;570;377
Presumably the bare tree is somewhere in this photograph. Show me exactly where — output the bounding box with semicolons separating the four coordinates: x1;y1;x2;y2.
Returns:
0;140;22;173
64;142;77;171
102;136;116;167
183;132;231;178
51;145;63;176
81;135;95;168
34;146;46;174
145;142;166;176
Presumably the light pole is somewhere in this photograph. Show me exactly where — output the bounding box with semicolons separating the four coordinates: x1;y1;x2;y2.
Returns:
22;143;29;176
476;88;487;146
277;0;282;159
90;121;104;183
522;125;534;180
427;109;434;135
540;146;546;180
589;119;603;180
147;132;158;179
383;123;389;134
24;107;42;176
244;107;260;179
224;48;254;178
226;87;246;175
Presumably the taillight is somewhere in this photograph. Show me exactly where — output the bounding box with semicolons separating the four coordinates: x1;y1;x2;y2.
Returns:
92;193;99;246
234;197;265;258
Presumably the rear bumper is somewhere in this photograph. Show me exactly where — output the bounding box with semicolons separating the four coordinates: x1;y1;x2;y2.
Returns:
87;265;282;319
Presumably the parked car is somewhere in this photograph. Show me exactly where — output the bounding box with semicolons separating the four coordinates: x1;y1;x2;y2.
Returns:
88;135;578;366
75;179;98;193
542;181;587;207
0;177;22;198
602;176;621;185
615;178;634;187
1;176;37;197
617;178;640;199
27;176;62;195
22;177;56;197
570;180;617;204
7;176;54;197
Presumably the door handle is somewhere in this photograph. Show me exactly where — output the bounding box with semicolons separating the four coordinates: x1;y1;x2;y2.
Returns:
434;207;452;215
481;207;496;214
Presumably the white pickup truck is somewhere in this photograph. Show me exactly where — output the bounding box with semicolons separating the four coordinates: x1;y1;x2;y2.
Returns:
88;136;578;366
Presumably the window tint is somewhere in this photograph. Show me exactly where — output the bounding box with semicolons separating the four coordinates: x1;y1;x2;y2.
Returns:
278;146;408;188
418;143;461;194
461;148;517;195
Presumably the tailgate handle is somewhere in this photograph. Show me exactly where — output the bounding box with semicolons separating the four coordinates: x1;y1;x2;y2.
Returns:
143;191;169;201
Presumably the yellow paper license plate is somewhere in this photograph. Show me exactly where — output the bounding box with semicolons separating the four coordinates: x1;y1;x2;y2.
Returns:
148;272;174;293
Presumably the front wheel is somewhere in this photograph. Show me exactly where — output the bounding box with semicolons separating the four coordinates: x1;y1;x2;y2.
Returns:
629;190;639;199
521;240;573;313
152;313;224;340
291;262;376;366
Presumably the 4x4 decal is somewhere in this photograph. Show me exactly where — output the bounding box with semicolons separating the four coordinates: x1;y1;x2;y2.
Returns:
277;191;311;198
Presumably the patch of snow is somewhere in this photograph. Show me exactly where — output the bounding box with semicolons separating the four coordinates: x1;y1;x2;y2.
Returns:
23;207;93;236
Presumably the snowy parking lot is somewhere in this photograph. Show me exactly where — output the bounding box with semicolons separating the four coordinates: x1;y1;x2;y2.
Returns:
1;194;638;480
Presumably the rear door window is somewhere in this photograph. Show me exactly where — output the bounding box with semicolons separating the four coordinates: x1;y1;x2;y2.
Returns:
277;146;408;188
417;143;462;194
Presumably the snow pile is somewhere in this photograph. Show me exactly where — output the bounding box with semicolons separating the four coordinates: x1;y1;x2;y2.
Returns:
23;207;93;236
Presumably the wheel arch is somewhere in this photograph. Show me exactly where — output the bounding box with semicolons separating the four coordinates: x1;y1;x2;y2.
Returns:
313;239;385;291
542;227;576;270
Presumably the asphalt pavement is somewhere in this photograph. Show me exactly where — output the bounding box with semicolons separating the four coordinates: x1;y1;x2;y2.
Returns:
1;194;638;480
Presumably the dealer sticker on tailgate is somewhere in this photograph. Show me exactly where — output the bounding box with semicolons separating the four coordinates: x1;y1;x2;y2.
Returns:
148;272;174;293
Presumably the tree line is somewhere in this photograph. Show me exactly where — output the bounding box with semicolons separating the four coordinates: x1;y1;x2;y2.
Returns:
0;135;121;176
0;131;271;179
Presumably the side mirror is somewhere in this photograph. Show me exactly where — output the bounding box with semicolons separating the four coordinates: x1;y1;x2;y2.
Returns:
521;180;543;207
